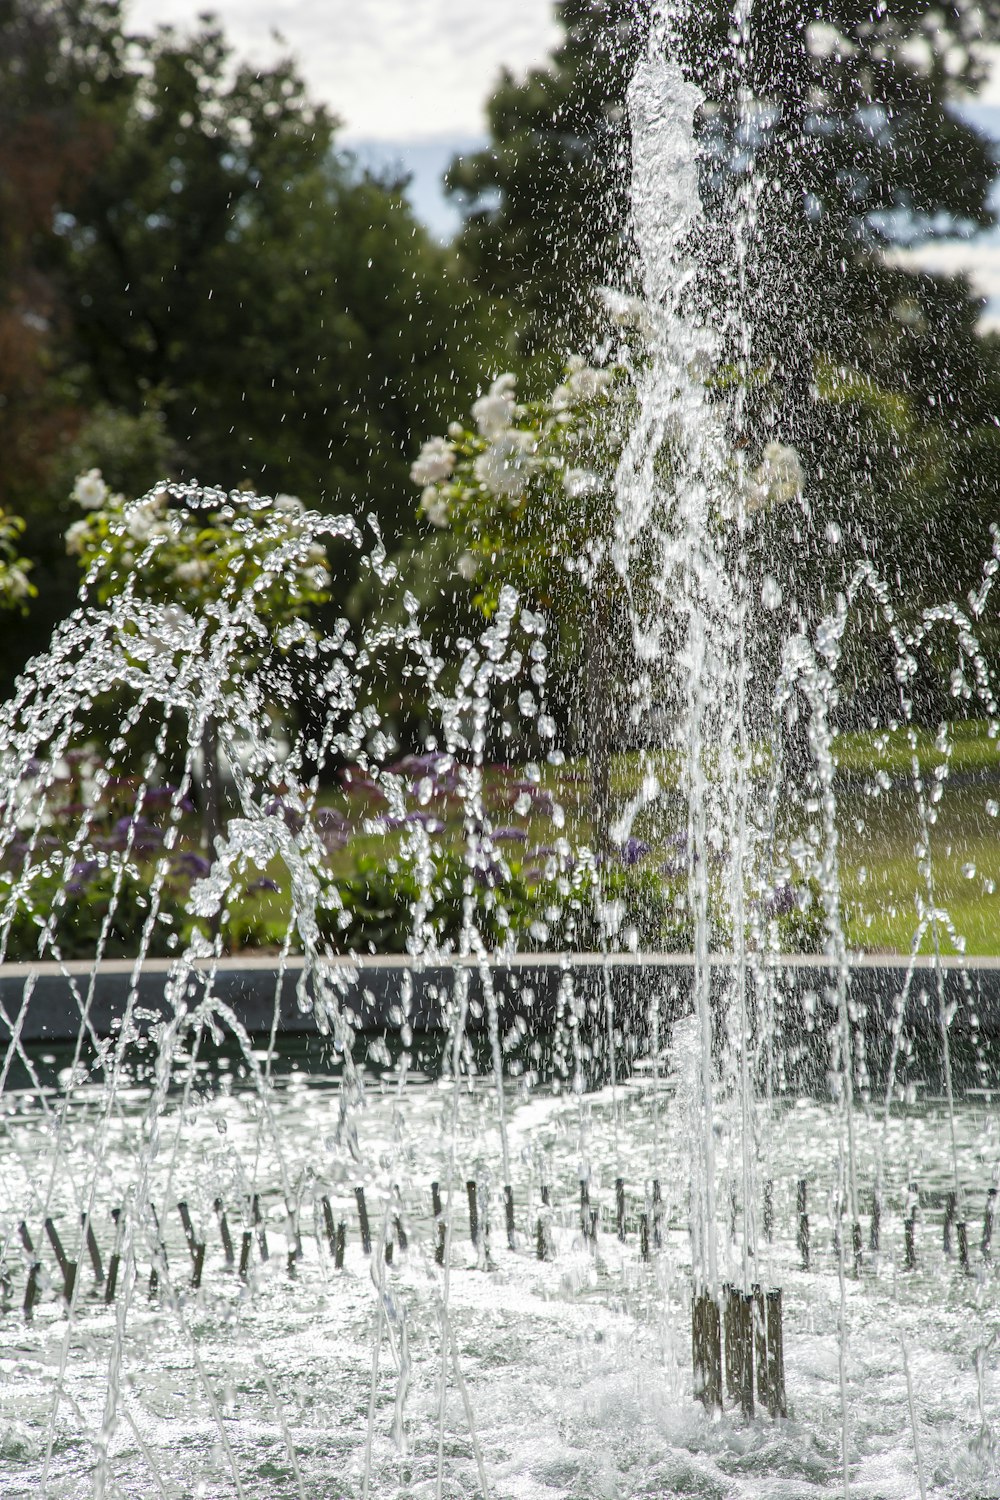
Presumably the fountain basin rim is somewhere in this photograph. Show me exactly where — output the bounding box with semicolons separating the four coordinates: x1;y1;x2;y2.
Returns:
3;949;997;979
2;950;999;1044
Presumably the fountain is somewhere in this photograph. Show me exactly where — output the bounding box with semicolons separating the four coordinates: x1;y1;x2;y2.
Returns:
1;3;1000;1496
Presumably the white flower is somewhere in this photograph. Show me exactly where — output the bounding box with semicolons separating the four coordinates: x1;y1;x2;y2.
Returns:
304;565;329;590
410;436;456;486
550;363;611;410
597;285;652;334
124;501;165;542
447;421;465;439
65;519;91;556
72;468;110;511
456;551;478;581
471;373;517;439
2;564;31;601
305;542;328;566
566;364;611;402
175;558;212;584
420;487;450;528
746;442;804;512
473;429;536;501
273;493;304;515
563;467;602;499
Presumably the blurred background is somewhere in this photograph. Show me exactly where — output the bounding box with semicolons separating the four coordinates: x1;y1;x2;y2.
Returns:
4;0;1000;733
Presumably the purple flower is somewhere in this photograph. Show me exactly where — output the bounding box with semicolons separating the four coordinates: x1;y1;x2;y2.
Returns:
314;807;350;851
764;883;798;918
386;752;453;778
406;811;445;832
619;837;651;866
315;808;348;831
377;811;445;834
174;851;211;880
105;815;164;853
247;876;280;894
470;853;508;888
264;797;305;833
341;768;384;799
143;785;173;805
66;857;100;895
493;827;528;843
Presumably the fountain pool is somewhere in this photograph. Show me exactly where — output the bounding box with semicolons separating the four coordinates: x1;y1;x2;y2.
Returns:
1;1035;999;1498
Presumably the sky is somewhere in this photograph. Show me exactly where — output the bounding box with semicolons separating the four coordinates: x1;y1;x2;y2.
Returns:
129;0;561;141
130;0;561;235
129;0;1000;317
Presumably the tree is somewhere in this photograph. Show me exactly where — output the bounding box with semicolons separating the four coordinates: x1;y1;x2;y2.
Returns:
448;0;1000;716
407;349;800;846
0;0;133;653
410;362;626;843
680;0;1000;707
446;0;648;362
47;17;494;531
0;1;502;701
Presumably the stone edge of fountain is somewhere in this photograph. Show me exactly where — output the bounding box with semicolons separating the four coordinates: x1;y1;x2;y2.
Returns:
3;952;1000;1042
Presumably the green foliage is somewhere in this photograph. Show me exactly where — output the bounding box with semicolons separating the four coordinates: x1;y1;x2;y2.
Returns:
410;362;628;631
59;404;181;505
0;738;827;960
1;863;192;961
48;16;493;530
0;0;501;702
64;470;330;643
447;0;648;358
0;508;34;612
448;0;1000;719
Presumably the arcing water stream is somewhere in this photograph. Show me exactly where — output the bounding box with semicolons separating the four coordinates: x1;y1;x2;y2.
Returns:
1;3;1000;1496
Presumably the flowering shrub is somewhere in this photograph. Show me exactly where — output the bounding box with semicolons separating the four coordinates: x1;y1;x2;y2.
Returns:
411;359;803;613
0;508;34;612
410;360;629;622
65;470;331;636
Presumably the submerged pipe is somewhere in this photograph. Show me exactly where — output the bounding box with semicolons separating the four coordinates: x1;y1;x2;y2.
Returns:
797;1181;810;1270
692;1291;722;1411
214;1198;235;1268
466;1181;479;1248
355;1188;371;1256
81;1212;104;1284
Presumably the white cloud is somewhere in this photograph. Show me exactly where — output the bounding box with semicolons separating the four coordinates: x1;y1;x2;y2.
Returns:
129;0;561;140
890;234;1000;325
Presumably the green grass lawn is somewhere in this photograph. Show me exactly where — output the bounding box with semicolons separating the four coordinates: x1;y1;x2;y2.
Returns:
13;720;998;959
832;718;1000;778
837;782;1000;955
316;724;1000;955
